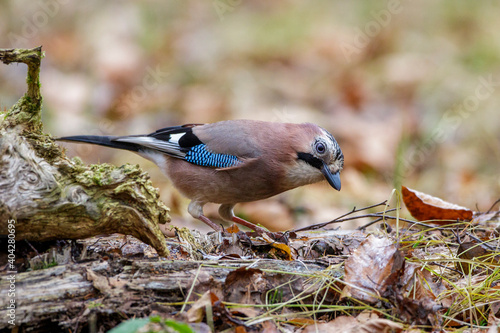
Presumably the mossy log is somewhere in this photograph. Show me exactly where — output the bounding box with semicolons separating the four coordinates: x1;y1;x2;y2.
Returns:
0;258;328;331
0;47;170;256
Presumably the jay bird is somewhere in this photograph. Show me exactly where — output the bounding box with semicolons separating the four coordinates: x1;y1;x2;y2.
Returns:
58;120;344;238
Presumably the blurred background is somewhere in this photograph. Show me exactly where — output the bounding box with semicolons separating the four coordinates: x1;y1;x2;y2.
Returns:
1;1;499;232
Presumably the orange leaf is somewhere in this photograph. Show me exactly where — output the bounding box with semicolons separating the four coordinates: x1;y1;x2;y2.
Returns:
262;233;295;260
402;186;472;223
226;224;240;234
286;318;317;326
235;326;248;333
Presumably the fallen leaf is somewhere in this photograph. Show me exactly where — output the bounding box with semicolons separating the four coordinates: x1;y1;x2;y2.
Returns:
402;186;473;223
187;290;219;323
400;263;441;302
259;320;279;332
235;326;248;333
456;241;498;275
357;311;404;333
86;269;111;294
262;233;295;260
342;235;404;304
302;316;357;333
472;210;500;224
224;267;267;304
487;314;500;333
229;307;260;319
227;224;240;234
286;318;317;326
302;313;403;333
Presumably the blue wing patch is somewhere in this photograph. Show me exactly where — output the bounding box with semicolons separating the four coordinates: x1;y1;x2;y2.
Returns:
185;144;241;168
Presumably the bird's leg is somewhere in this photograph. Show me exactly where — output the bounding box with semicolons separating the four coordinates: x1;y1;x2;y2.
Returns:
231;214;288;243
198;215;223;231
219;204;286;241
188;201;222;232
230;216;271;235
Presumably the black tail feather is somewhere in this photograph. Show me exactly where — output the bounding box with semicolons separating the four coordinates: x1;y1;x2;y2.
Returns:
56;135;142;152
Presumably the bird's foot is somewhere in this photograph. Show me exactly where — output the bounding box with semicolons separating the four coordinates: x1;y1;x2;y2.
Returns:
261;231;289;244
198;214;288;243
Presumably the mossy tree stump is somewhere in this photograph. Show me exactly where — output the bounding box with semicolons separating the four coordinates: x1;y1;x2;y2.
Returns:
0;47;170;256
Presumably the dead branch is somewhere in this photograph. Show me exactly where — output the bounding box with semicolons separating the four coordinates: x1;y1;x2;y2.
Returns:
0;47;170;256
0;258;326;331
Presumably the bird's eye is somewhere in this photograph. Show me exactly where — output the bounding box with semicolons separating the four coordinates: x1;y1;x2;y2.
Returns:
315;141;326;154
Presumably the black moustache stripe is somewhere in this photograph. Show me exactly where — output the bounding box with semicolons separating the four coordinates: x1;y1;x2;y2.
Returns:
297;152;323;169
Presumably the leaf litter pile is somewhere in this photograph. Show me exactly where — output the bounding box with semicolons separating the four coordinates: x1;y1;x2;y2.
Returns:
9;187;500;332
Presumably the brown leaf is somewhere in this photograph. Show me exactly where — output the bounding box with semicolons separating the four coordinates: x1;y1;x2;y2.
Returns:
342;235;404;304
472;210;500;224
302;316;357;333
235;326;248;333
262;233;295;260
258;320;279;332
392;263;444;326
227;224;240;234
86;269;111;294
224;267;266;304
456;241;497;275
400;263;441;302
229;307;260;319
402;186;473;223
186;290;219;323
286;318;317;326
356;311;404;333
302;313;404;333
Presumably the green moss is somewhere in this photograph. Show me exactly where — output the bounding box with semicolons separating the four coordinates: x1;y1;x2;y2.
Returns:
1;47;170;256
74;163;119;186
87;301;104;309
1;47;43;131
72;156;84;165
31;257;58;270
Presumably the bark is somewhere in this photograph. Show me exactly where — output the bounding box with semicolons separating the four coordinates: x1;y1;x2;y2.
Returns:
0;258;328;332
0;47;170;256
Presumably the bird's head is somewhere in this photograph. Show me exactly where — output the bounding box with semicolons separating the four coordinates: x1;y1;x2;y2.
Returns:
285;124;344;191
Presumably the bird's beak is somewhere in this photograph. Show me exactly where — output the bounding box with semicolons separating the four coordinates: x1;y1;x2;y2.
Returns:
321;162;341;191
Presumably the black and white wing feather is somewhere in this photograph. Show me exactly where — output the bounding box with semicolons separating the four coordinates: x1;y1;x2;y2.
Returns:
58;124;243;169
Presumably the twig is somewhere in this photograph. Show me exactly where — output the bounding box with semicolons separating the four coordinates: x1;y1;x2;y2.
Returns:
295;199;477;234
358;214;444;230
430;262;463;275
24;240;40;256
295;209;398;232
334;200;389;221
486;198;500;213
297;211;467;234
371;215;465;231
293;201;389;232
357;217;384;230
464;231;498;251
453;223;497;251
